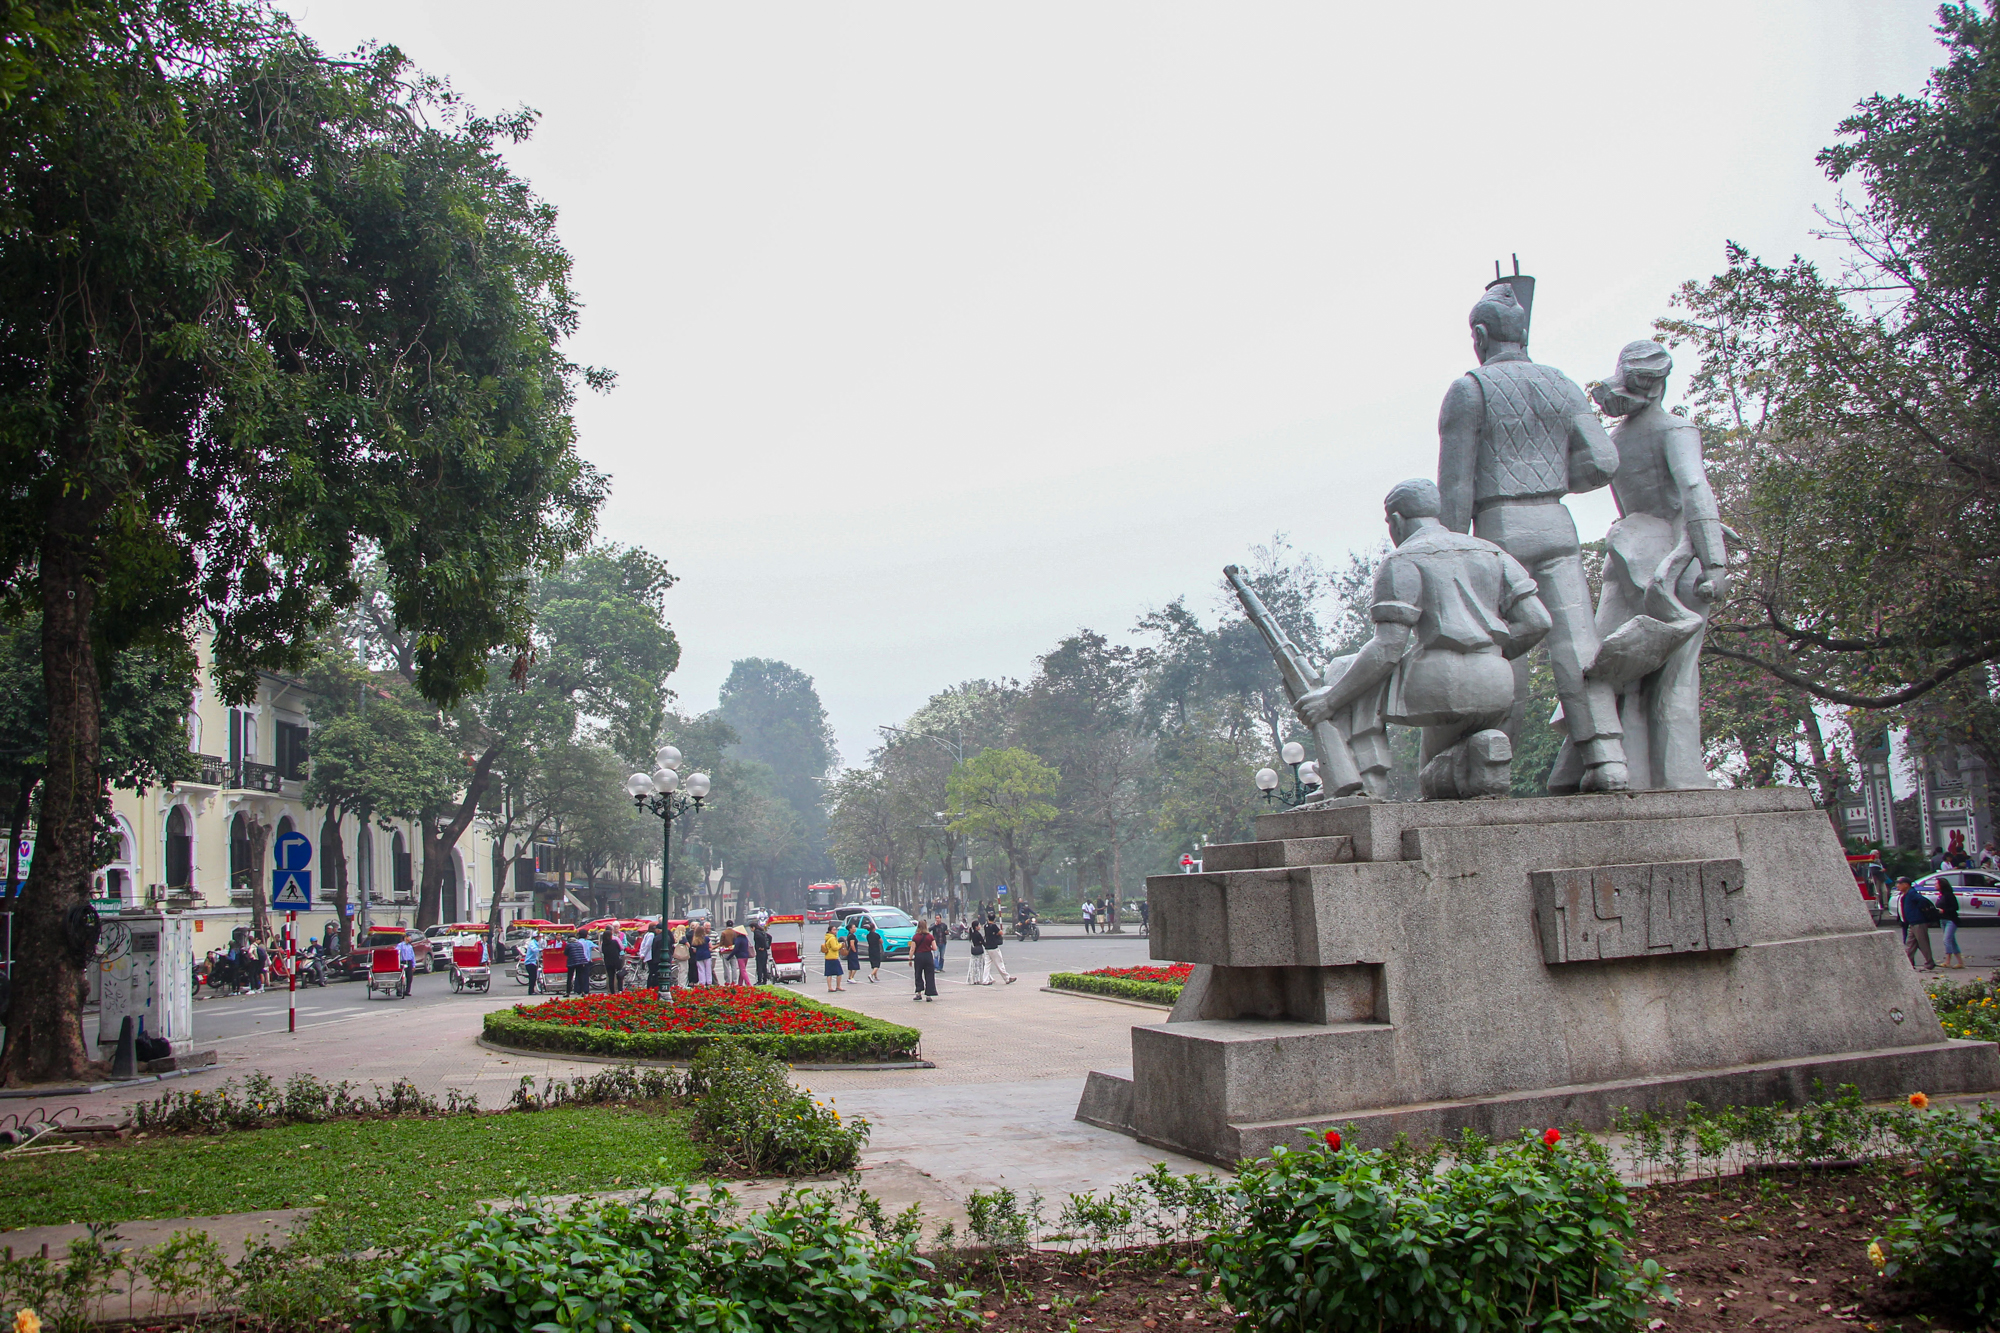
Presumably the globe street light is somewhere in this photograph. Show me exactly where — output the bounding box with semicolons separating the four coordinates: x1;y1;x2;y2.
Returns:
627;745;711;989
1255;744;1322;808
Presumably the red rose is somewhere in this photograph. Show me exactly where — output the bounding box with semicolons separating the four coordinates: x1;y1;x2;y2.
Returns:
1324;1130;1342;1151
1542;1128;1561;1147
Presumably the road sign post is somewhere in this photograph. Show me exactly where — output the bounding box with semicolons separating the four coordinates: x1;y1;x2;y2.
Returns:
271;830;312;913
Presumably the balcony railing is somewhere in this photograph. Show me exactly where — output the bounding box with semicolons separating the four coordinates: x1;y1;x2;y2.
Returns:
236;761;284;793
185;754;290;792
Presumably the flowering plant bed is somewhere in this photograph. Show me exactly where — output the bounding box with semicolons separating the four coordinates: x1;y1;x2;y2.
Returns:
483;985;921;1063
1928;975;2000;1042
1048;962;1192;1006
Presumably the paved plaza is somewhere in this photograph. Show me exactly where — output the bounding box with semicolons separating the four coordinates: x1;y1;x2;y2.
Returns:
1;932;1209;1240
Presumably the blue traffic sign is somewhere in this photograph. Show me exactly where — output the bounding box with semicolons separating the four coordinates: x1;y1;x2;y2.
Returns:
272;830;313;910
995;883;1008;895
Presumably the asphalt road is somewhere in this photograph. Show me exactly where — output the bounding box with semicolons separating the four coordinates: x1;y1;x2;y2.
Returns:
167;931;1164;1046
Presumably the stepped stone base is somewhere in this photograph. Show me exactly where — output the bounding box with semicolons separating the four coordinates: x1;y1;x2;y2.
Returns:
1079;787;2000;1166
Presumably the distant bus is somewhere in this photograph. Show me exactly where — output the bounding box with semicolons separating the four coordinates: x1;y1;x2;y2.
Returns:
805;883;840;922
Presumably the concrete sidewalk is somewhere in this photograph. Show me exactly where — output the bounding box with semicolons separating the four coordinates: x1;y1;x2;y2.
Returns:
0;956;1209;1244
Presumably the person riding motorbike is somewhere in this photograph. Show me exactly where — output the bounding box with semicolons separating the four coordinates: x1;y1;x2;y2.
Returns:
1013;903;1040;943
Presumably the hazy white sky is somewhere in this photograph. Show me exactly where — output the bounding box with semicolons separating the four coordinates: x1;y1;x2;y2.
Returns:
290;0;1942;766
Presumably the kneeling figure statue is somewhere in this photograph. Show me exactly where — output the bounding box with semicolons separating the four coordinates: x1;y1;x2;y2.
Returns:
1297;478;1552;799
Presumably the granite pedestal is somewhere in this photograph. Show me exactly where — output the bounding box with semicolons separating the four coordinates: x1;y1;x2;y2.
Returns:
1076;787;1998;1165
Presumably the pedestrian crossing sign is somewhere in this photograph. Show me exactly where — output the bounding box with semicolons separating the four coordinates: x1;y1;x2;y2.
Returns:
271;870;312;909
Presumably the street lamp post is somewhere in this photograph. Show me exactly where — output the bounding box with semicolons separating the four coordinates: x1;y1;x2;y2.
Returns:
626;745;711;990
1254;741;1323;809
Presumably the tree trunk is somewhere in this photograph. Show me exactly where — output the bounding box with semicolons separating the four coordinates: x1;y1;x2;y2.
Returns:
415;745;500;929
247;817;271;942
1;529;102;1084
1797;709;1848;841
322;808;352;956
1105;820;1125;934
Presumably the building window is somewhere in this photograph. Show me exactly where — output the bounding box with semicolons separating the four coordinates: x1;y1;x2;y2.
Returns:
356;827;374;901
229;813;252;900
276;722;309;781
166;806;194;891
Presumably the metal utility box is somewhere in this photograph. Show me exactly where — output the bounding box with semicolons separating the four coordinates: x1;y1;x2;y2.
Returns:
97;912;194;1048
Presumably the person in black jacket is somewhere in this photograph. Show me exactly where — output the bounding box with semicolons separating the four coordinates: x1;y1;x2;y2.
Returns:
1898;878;1940;971
601;926;625;993
982;914;1016;985
865;921;885;983
752;920;773;984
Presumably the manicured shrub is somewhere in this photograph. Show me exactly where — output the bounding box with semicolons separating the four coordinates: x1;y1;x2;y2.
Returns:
1210;1131;1670;1332
686;1044;868;1175
363;1186;977;1333
1047;964;1190;1006
1876;1099;2000;1320
484;985;920;1063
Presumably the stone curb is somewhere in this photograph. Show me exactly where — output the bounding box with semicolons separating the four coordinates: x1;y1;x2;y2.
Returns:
474;1035;936;1072
0;1061;221;1100
1038;985;1172;1012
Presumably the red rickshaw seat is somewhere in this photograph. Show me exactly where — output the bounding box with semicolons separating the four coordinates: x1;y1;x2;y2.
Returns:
770;941;801;966
369;946;402;975
452;945;485;968
541;950;568;977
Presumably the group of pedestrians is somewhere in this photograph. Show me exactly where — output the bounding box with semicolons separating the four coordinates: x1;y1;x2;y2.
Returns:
1896;875;1967;971
818;911;1018;1002
519;919;781;996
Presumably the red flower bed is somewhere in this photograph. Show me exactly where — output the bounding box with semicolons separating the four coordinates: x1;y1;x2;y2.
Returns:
1079;963;1193;986
513;986;859;1037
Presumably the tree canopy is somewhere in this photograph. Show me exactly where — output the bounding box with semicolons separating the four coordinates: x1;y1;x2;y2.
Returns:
0;0;606;1081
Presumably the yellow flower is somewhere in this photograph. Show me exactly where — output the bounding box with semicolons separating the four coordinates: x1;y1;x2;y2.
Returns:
1868;1240;1886;1271
1909;1092;1930;1110
16;1309;39;1333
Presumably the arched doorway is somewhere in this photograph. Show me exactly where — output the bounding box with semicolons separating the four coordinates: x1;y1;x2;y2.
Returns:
440;855;459;922
166;806;195;892
229;812;252;901
391;829;411;903
97;815;138;907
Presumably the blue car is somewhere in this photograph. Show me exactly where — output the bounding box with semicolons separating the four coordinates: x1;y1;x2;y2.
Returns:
837;906;918;959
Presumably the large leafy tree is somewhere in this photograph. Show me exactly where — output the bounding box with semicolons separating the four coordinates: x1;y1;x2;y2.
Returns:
0;6;604;1082
946;747;1059;904
356;546;678;927
1661;3;2000;773
300;660;463;952
716;658;836;883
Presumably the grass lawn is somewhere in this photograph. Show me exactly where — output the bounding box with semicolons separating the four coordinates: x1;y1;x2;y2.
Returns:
0;1105;701;1249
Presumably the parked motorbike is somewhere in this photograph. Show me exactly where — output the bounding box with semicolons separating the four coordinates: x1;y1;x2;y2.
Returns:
948;921;969;941
299;954;328;987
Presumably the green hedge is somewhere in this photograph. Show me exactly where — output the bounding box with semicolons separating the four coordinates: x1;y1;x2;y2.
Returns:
484;993;921;1064
1048;972;1180;1006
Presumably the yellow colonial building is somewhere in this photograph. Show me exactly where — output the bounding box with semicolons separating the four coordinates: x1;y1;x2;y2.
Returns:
92;642;507;946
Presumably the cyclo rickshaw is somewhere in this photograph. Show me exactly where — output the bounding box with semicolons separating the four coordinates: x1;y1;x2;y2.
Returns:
367;945;407;999
449;942;492;993
763;913;807;985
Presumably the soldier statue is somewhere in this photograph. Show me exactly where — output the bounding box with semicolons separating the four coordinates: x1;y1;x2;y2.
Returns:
1297;478;1551;800
1437;271;1630;793
1571;340;1728;790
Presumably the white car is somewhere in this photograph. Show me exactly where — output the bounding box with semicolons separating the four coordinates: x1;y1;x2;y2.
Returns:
1914;870;2000;923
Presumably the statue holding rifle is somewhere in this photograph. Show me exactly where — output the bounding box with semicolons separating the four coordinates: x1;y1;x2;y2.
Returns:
1294;479;1551;800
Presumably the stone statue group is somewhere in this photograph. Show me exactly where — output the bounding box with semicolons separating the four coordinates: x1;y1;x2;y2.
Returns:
1279;267;1728;801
